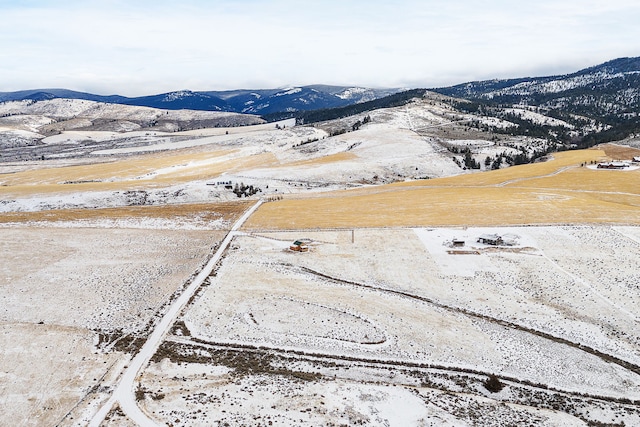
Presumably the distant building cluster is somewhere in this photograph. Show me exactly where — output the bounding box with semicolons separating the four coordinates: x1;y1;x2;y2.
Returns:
597;162;629;169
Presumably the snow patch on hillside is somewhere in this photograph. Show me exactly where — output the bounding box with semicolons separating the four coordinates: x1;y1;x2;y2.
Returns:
504;108;573;128
275;87;302;97
336;87;368;100
485;70;640;98
163;90;195;101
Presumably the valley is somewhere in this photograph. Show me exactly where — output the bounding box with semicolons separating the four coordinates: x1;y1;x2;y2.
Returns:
1;80;640;426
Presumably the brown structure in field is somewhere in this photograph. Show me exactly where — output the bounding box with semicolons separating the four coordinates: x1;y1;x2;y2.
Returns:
289;240;309;252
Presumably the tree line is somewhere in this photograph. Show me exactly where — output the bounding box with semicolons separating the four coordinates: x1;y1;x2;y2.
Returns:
261;89;427;124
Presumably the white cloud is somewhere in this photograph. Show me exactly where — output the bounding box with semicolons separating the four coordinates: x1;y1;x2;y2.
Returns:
0;0;639;95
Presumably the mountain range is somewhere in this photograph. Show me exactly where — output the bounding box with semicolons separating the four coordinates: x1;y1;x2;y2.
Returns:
433;57;640;116
0;85;401;116
2;56;640;145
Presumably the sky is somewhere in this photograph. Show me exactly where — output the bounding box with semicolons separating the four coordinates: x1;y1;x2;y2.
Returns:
1;0;639;96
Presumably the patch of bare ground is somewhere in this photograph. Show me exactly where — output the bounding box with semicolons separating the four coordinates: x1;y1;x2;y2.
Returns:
599;142;640;159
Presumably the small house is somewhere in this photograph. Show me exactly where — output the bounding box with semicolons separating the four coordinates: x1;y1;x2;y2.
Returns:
477;234;503;246
452;238;465;247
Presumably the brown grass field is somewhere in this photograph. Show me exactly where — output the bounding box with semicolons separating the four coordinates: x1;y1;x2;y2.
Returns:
599;143;640;159
0;201;252;224
244;147;640;230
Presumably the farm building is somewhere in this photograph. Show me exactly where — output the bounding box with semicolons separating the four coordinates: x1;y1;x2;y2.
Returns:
452;238;465;247
477;234;503;246
597;162;629;169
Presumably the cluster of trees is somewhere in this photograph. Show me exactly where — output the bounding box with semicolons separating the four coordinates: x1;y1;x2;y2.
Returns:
329;115;373;136
232;182;261;198
577;115;640;148
293;137;320;147
458;107;576;144
351;115;371;131
442;73;640;149
482;147;553;170
462;148;480;169
486;155;501;170
452;148;480;170
452;143;556;171
446;144;472;154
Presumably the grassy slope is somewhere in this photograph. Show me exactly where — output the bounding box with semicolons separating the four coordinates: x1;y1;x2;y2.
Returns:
244;149;640;229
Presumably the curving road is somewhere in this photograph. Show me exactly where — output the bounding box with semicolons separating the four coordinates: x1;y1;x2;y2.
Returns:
89;199;263;427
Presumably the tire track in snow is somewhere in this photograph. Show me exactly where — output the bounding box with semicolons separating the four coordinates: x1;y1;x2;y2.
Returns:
296;265;640;377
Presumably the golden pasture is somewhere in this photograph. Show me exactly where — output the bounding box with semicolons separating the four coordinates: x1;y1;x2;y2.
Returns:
245;148;640;229
0;201;252;224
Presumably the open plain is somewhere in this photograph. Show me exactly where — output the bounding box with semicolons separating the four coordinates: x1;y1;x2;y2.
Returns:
1;97;640;426
142;225;640;426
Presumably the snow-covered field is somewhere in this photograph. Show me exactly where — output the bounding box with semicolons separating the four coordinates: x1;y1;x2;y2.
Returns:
131;226;640;426
0;224;229;426
3;220;639;425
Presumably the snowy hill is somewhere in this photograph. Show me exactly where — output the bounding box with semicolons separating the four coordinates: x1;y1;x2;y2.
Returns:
433;56;640;146
0;98;264;155
0;98;263;124
433;57;640;118
434;57;640;100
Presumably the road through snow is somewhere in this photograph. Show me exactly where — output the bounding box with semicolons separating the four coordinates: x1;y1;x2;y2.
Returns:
88;200;263;427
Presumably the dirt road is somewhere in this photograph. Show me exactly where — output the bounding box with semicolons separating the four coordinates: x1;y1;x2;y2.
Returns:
88;200;263;427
